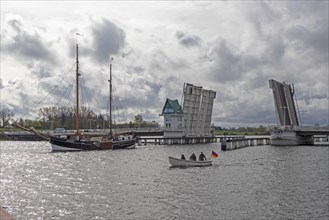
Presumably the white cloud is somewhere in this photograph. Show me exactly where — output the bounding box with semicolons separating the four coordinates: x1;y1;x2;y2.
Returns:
1;1;328;127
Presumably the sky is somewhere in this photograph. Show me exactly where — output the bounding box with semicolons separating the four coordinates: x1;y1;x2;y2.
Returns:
1;1;328;128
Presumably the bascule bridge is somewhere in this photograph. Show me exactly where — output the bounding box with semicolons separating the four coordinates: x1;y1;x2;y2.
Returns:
269;79;328;145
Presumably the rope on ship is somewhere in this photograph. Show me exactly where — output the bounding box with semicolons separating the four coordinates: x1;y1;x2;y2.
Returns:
12;122;50;141
9;62;77;136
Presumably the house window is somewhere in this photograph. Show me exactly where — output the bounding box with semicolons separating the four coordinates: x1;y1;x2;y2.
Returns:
164;107;174;113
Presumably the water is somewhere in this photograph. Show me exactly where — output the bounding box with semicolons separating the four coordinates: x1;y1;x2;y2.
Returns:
1;141;328;219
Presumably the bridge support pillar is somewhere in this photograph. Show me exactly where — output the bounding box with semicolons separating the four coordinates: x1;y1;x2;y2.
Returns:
271;130;314;146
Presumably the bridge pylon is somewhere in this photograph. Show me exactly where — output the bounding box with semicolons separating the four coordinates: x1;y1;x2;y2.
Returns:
269;79;319;146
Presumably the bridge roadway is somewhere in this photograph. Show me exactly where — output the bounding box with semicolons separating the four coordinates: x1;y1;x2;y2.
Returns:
2;127;327;142
291;126;329;136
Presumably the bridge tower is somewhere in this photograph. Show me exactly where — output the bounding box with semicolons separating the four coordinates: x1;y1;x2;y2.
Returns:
269;79;299;126
182;83;216;137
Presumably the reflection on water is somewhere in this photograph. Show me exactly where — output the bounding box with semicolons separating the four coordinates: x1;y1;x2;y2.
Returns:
1;141;328;219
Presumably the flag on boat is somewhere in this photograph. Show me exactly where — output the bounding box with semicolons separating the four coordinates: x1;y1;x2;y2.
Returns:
211;150;218;159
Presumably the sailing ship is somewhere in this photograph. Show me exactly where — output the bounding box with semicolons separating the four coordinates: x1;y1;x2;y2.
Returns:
15;34;136;151
49;35;136;151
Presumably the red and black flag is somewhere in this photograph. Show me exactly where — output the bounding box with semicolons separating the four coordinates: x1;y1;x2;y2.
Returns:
211;150;218;159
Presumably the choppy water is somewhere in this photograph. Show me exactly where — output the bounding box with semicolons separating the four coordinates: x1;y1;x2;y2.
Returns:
1;141;328;220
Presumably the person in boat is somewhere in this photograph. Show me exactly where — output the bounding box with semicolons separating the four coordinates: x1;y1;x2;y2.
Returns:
181;154;186;160
199;152;206;161
189;153;196;161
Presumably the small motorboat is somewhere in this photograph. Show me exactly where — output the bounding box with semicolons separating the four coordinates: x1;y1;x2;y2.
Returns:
169;156;212;167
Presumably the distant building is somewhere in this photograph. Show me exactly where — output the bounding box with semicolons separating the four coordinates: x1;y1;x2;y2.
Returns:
160;83;216;138
159;98;185;138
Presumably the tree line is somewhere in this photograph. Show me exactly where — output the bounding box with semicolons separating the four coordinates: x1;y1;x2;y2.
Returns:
0;107;160;130
1;107;269;134
213;125;270;135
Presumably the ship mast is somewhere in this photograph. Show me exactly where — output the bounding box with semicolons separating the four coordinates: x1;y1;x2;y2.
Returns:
109;58;113;137
75;34;81;135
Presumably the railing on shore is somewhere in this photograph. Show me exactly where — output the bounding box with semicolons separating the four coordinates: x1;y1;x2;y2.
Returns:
222;137;271;151
137;136;219;145
313;135;329;143
137;135;271;150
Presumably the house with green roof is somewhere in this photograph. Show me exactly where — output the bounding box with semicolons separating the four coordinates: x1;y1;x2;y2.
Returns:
160;83;216;139
159;98;185;138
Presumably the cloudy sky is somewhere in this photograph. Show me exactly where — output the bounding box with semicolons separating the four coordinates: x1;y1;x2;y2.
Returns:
1;1;328;127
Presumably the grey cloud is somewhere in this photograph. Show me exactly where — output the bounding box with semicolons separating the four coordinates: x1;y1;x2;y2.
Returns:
296;91;328;103
140;109;160;122
213;90;277;126
145;81;162;95
2;18;57;64
133;66;144;74
247;72;271;90
244;1;278;35
175;31;201;48
0;79;4;89
149;49;187;72
120;80;163;109
9;80;18;86
90;19;126;64
8;19;22;33
2;1;328;128
248;1;329;58
28;64;53;78
286;1;328;19
208;36;286;84
240;56;261;73
127;66;145;75
43;82;77;109
285;23;329;55
265;39;286;64
89;73;164;115
210;40;242;82
214;109;276;126
157;75;183;103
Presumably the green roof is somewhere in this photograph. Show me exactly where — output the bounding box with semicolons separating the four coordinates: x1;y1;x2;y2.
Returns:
160;98;183;115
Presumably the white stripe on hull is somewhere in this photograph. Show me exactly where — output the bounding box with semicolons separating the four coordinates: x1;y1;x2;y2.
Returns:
51;143;82;151
125;144;136;149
